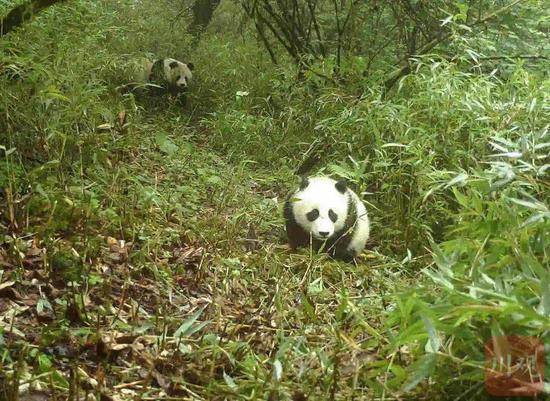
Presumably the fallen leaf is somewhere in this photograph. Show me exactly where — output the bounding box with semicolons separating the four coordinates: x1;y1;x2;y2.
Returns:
97;123;113;131
0;280;15;291
118;110;126;127
151;369;171;390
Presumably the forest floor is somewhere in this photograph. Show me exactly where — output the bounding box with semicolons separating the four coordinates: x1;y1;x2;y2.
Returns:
3;1;547;400
2;108;418;400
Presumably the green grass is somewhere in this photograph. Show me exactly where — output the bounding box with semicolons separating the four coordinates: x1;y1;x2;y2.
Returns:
1;0;548;399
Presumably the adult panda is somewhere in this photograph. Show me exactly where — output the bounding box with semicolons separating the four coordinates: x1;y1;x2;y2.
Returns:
145;58;194;95
122;58;194;105
284;176;370;261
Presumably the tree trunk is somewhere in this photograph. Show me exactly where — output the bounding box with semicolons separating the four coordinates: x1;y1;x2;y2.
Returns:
0;0;67;37
188;0;221;36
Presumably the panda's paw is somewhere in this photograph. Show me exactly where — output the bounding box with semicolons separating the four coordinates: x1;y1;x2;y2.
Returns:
331;248;356;263
176;95;187;108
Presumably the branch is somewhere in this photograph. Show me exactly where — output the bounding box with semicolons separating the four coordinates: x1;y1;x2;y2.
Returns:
382;33;448;94
477;55;549;61
261;1;300;57
255;20;278;64
257;9;298;62
332;0;343;72
382;0;523;96
0;0;67;37
305;0;325;57
242;0;278;64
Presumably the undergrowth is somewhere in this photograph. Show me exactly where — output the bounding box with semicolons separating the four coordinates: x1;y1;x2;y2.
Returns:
0;0;548;399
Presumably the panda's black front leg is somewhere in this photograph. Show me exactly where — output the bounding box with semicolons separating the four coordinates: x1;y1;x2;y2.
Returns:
168;87;187;108
285;221;310;249
336;250;356;262
329;242;356;262
176;93;187;108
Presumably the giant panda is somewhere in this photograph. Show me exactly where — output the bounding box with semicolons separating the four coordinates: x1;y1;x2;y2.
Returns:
145;58;194;92
284;176;370;261
137;57;194;105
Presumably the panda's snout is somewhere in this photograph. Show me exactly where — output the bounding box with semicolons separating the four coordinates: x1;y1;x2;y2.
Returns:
313;225;334;240
174;82;188;93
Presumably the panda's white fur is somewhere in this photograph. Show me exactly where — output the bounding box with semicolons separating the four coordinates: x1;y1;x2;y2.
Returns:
284;176;370;261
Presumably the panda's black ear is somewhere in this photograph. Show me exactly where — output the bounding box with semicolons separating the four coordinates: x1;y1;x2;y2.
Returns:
299;176;309;190
169;61;179;69
186;62;194;71
335;179;347;194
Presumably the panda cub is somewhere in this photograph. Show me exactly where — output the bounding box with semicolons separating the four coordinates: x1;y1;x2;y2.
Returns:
144;57;194;97
284;176;370;261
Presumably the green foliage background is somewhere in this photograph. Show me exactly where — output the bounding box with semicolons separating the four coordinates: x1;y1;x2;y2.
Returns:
0;0;548;399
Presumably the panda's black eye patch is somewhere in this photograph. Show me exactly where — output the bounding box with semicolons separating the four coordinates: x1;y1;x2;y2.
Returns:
175;75;181;81
306;209;319;222
329;209;338;222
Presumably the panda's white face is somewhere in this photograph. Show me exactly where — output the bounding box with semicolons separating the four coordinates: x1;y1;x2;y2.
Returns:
164;58;193;89
292;177;349;240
